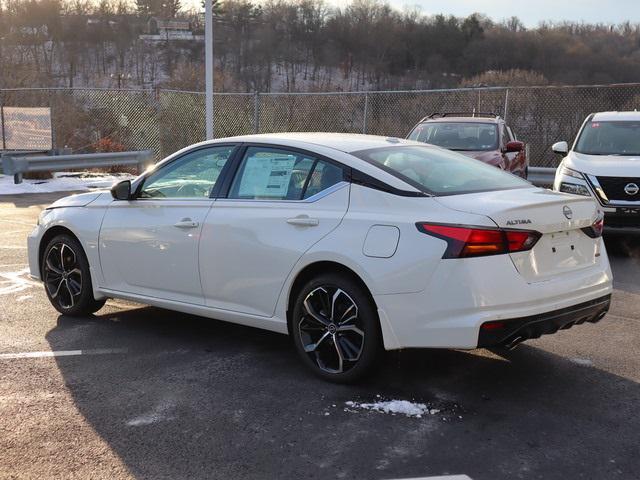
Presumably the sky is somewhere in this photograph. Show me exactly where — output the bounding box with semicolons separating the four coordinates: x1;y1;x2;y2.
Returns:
185;0;640;26
243;0;640;27
385;0;640;26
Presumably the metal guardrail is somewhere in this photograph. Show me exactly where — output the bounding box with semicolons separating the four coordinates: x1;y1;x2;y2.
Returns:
527;167;556;187
1;150;154;184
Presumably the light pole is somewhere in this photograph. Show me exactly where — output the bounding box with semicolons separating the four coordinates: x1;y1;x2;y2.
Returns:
205;0;214;139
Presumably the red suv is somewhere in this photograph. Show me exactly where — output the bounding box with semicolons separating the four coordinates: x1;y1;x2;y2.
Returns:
407;113;528;178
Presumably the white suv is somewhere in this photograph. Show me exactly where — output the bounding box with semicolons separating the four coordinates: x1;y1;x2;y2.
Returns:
553;111;640;233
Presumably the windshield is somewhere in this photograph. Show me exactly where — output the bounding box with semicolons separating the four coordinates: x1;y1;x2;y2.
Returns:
575;120;640;155
408;122;499;151
353;145;530;196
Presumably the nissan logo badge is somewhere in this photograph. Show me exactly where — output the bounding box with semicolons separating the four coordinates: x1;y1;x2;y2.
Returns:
563;206;573;220
624;183;639;196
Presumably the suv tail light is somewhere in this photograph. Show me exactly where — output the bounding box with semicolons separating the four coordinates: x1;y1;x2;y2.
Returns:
581;213;605;238
416;223;541;259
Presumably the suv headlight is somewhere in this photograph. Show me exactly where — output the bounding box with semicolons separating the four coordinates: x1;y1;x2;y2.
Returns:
559;165;584;179
558;165;591;196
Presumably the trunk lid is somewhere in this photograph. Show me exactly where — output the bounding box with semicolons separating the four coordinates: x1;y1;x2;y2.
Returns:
435;187;603;282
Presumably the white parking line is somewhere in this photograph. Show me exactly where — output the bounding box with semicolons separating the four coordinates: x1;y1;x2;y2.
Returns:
0;219;35;227
0;245;27;249
0;348;127;359
0;269;39;294
0;230;32;235
390;476;472;480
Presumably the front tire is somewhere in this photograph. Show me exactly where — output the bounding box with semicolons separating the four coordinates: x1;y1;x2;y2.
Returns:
42;234;106;316
291;273;381;383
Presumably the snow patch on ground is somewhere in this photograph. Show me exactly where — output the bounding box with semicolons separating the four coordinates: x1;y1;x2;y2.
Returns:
126;399;176;427
0;172;133;195
570;357;594;367
345;399;441;418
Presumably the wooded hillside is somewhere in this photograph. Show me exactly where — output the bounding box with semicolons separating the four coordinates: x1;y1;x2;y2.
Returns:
1;0;640;91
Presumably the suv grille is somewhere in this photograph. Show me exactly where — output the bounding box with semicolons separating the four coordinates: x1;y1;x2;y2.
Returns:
596;176;640;202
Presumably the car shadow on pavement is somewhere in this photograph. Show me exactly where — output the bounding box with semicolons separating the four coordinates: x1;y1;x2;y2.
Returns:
605;233;640;258
45;305;640;480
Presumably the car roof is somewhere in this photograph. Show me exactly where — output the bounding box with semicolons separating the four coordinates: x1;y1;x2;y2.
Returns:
419;116;502;124
157;133;429;194
591;111;640;122
205;132;421;153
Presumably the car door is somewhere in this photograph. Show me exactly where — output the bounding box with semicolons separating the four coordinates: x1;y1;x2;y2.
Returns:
99;144;236;304
199;144;350;317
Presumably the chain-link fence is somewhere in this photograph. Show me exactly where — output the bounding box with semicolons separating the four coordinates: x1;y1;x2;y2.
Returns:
3;83;640;167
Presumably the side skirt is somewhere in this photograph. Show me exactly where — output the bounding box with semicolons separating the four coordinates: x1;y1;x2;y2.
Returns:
99;288;289;335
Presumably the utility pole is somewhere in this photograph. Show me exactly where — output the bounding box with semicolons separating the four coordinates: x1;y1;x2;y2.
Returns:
205;0;214;139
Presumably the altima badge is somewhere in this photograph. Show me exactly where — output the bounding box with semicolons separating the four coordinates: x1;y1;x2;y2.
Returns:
624;183;639;196
563;206;573;220
506;219;532;226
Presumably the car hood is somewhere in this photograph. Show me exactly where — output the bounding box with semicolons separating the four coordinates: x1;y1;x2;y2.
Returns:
455;150;503;166
46;191;106;209
565;151;640;177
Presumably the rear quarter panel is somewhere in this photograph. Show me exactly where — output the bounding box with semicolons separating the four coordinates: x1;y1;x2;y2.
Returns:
273;183;499;320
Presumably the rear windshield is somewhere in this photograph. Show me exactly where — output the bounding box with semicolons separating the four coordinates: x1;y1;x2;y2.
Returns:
352;145;530;196
575;120;640;156
408;122;499;151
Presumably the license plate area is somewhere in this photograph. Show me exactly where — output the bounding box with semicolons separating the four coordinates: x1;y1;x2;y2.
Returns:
510;229;599;282
545;231;587;268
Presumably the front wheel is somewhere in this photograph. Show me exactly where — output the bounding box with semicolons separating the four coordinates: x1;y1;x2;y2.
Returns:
42;234;106;316
290;273;381;383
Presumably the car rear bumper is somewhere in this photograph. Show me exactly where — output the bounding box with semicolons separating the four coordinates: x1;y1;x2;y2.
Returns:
477;294;611;349
373;250;613;351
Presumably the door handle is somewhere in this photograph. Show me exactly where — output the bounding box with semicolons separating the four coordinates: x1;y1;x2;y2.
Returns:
287;216;319;227
174;218;199;229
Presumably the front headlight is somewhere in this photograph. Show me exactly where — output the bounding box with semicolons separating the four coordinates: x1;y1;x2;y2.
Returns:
559;182;591;196
559;165;584;179
557;165;591;196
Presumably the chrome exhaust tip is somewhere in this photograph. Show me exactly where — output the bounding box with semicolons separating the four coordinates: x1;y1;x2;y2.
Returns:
504;335;527;350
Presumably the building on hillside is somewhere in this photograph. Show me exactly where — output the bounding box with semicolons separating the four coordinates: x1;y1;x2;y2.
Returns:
140;17;204;42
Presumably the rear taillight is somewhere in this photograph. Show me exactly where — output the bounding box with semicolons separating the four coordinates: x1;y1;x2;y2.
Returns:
581;213;604;238
416;223;541;259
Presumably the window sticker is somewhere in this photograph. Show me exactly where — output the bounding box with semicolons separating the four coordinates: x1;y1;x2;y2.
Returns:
238;155;296;198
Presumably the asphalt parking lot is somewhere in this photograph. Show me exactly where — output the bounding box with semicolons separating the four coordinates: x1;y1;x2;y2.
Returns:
1;192;639;480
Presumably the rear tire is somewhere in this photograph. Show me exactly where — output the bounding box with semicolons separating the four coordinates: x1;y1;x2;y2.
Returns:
42;234;106;316
290;272;381;383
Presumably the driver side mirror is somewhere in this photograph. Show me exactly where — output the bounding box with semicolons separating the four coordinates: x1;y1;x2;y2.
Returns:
552;141;569;155
111;180;132;200
504;140;525;153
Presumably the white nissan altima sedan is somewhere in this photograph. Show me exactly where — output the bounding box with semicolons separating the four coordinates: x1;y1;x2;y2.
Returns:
28;133;613;382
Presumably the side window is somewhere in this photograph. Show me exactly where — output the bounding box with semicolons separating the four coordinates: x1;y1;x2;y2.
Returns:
303;160;345;199
228;147;344;200
140;146;234;199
